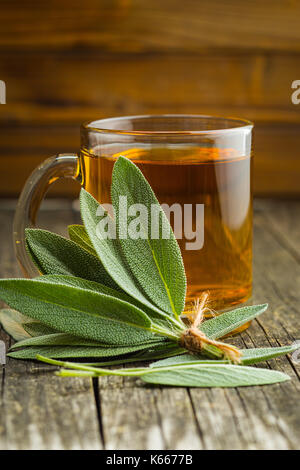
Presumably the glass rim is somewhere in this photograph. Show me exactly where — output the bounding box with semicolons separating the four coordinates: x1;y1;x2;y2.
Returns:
81;114;253;136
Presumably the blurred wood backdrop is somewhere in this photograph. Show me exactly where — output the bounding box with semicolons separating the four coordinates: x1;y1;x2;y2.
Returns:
0;0;300;197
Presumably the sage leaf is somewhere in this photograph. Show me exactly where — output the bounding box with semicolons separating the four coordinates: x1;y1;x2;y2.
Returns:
84;344;185;367
111;156;186;318
68;224;98;257
141;364;290;387
10;326;167;349
200;304;268;339
10;333;101;349
0;308;57;340
0;278;160;345
80;187;182;324
151;343;299;367
23;321;58;337
8;342;162;359
36;273;181;333
26;228;120;290
35;273;150;305
0;308;31;341
37;356;290;387
240;344;299;364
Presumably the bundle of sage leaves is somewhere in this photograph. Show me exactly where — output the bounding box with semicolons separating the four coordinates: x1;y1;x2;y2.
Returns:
0;156;297;387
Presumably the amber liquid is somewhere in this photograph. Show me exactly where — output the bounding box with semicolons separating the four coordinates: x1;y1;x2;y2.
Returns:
80;146;252;311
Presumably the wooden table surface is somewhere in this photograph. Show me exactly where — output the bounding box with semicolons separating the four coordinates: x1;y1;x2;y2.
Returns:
0;198;299;450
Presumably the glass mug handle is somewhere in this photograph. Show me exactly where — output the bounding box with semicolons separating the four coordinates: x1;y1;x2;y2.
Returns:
13;153;79;277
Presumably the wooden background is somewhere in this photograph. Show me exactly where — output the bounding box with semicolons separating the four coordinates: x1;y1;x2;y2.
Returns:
0;0;300;197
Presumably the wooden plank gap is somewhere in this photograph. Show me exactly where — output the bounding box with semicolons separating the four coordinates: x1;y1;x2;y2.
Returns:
92;378;106;448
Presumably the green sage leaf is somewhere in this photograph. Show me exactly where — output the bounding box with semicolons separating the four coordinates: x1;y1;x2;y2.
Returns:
80;187;182;323
200;304;269;339
68;224;98;257
141;364;290;387
8;342;163;360
26;228;120;290
241;344;299;365
151;343;299;367
111;156;186;318
37;356;290;387
0;278;160;346
10;333;101;349
36;273;181;333
85;344;185;367
23;321;58;337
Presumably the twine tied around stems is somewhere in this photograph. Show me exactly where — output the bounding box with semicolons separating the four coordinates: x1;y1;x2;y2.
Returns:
180;293;242;363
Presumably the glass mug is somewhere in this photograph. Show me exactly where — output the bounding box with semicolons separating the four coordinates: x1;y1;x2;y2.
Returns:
14;115;253;313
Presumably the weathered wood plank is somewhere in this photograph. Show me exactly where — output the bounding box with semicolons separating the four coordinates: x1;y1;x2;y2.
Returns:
1;50;299;198
0;360;102;450
97;374;165;450
255;200;300;262
1;53;299;125
240;202;300;449
252;204;300;340
253;126;300;197
248;202;300;449
187;334;288;450
188;202;300;450
154;387;203;450
1;0;300;52
189;381;256;449
98;371;203;450
240;327;300;450
0;206;102;450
